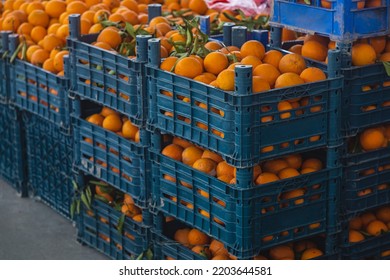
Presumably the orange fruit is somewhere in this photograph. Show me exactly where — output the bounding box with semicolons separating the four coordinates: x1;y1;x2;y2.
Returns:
289;44;302;55
43;58;57;73
300;67;327;83
263;50;283;68
172;137;192;149
301;248;323;260
303;34;330;47
282;28;297;41
301;158;323;171
160;56;178;72
97;27;122;49
201;150;223;163
122;120;138;140
174;228;191;246
31;26;47;44
209;239;228;257
281;188;305;205
360;128;386;151
102;114;122;132
30;49;50;66
174;57;203;79
302;40;328;61
203;52;228;75
192;158;217;176
187;228;210;246
204;41;223;51
100;107;119;117
255;172;279;185
42;34;63;52
188;0;208;15
240;40;265;60
269;245;294;260
241;55;262;69
263;159;289;174
216;69;235;91
274;73;305;89
351;43;377;66
191;245;211;259
253;64;281;88
87;113;104;126
349;216;363;230
45;0;66;18
28;10;49;28
278;53;307;74
252;77;271;93
182;146;204;166
216;161;235;177
162;144;184;162
360;212;377;228
53;50;69;72
376;206;390;223
283;154;302;169
278;167;300;179
368;36;386;56
66;1;88;14
366;220;388;236
277;100;293;119
294;240;317;253
349;230;365;243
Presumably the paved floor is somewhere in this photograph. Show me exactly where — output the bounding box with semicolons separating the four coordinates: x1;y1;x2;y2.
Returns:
0;178;108;260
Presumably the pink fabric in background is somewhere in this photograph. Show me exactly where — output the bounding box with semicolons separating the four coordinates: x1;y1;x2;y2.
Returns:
205;0;271;16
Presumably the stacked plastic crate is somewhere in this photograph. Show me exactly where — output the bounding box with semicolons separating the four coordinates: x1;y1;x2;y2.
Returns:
5;31;73;217
270;0;390;259
67;13;156;259
146;24;343;259
0;31;27;197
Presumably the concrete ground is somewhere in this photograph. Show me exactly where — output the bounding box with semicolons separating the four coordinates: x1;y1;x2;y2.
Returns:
0;178;108;260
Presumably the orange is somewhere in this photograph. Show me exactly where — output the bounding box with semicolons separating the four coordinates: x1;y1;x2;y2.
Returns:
203;52;228;75
263;159;289;174
376;206;390;223
277;100;293;119
100;107;118;117
281;188;305;205
303;34;330;47
349;216;363;230
172;137;192;149
160;57;178;72
45;0;66;18
31;49;50;66
380;52;390;62
87;113;104;126
240;55;262;69
17;22;33;35
53;50;69;72
194;74;215;84
174;228;191;246
275;73;305;89
368;36;386;56
102;114;122;132
94;9;110;23
283;154;302;169
42;34;63;52
351;43;377;66
216;69;235;91
67;1;88;14
26;2;45;14
302;40;328;61
187;228;210;246
124;193;135;205
2;15;21;32
122;120;138;140
263;50;283;68
289;44;302;55
282;28;297;41
47;23;61;35
253;64;281;87
365;0;381;7
240;40;265;60
28;10;49;28
182;146;204;166
301;248;323;260
188;0;208;15
56;24;69;42
269;245;294;260
89;23;104;34
252;77;271;93
349;230;365;243
120;0;138;12
278;167;300;179
216;161;235;177
278;53;307;74
294;240;317;253
301;158;323;171
191;245;211;259
43;58;57;73
204;41;223;51
201;150;223;163
300;67;327;83
255;172;279;185
31;26;47;44
360;128;386;151
162;144;184;162
121;203;141;217
360;212;377;228
209;239;229;257
97;27;122;49
174;57;203;79
192;158;217;176
366;220;388;236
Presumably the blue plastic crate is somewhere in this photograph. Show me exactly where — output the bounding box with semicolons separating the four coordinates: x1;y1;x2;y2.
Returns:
0;31;12;103
7;35;70;129
147;39;342;167
67;15;151;127
0;104;27;196
77;198;151;260
72;98;150;207
24;113;74;218
270;0;390;41
149;135;340;258
277;37;390;137
342;146;390;217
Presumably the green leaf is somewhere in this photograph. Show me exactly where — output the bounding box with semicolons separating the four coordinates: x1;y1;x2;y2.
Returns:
145;249;153;260
89;180;109;187
70;200;76;219
136;252;144;260
10;43;23;64
383;61;390;76
95;194;110;204
125;22;136;38
2;50;8;60
76;199;81;214
304;0;311;4
81;192;91;210
117;213;125;235
222;11;239;23
86;187;92;206
72;180;79;191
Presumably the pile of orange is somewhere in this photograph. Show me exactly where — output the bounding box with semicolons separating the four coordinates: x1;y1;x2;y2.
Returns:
291;33;390;66
348;205;390;251
254;239;324;260
86;106;140;142
171;225;236;260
